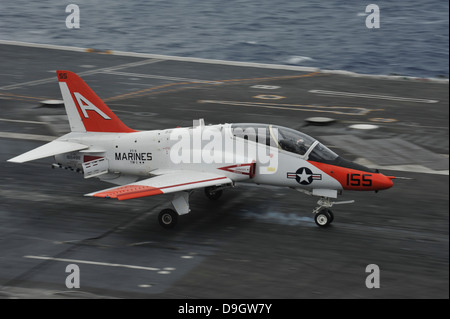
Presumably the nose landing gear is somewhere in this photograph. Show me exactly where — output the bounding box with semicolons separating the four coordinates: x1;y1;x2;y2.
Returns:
314;208;334;227
312;197;354;227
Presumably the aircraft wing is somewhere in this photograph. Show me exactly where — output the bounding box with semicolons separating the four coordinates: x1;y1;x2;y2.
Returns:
85;170;232;200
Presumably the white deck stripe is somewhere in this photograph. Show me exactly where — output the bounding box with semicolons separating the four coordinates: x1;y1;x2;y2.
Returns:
24;255;161;272
102;70;222;84
0;132;54;142
0;59;163;90
198;99;373;115
309;89;439;103
0;118;47;125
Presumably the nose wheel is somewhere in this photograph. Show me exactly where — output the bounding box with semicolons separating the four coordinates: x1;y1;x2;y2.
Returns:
312;197;353;227
314;208;334;227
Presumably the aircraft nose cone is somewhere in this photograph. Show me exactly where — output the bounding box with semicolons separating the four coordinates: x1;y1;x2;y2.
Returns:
375;174;395;190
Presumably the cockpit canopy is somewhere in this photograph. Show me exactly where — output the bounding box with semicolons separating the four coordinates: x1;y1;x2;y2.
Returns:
231;123;338;162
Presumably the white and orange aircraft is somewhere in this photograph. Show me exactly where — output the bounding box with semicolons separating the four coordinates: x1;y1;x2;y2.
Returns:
8;71;395;228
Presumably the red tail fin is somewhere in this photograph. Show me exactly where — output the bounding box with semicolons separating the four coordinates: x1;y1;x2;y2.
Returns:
57;70;136;133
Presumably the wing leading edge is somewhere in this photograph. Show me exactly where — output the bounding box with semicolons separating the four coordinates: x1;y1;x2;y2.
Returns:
85;170;232;200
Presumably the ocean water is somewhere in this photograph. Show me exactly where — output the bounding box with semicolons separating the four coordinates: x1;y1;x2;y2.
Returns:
0;0;448;78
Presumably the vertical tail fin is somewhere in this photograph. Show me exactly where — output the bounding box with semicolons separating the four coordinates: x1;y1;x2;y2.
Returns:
57;70;136;133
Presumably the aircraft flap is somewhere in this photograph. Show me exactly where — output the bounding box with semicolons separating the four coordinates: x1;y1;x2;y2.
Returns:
85;170;232;200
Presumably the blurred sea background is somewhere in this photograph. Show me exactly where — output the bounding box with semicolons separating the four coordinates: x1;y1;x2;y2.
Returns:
0;0;448;78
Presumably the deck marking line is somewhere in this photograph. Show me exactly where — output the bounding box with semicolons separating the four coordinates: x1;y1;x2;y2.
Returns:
24;255;162;272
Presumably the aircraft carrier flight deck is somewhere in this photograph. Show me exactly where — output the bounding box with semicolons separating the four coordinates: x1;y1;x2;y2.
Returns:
0;41;448;299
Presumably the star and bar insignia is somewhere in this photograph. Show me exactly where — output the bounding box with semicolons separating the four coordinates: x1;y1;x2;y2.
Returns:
287;167;322;185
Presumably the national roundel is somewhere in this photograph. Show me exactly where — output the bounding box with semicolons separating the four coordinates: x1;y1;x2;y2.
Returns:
295;167;314;185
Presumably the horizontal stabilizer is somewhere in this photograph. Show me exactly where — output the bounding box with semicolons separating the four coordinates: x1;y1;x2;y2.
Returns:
7;140;88;163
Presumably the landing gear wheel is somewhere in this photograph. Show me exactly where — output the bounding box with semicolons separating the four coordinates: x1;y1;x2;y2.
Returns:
327;209;334;223
158;209;178;229
204;187;223;201
315;209;332;227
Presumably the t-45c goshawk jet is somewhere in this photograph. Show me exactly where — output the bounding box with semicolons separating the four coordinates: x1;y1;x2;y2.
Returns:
8;71;395;228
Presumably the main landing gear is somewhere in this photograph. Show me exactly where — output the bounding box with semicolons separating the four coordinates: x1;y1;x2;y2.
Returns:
158;209;178;229
157;185;229;229
157;192;190;229
312;197;354;227
204;186;223;201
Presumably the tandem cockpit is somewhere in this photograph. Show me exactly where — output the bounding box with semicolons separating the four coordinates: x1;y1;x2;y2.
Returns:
230;123;376;172
230;123;338;162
